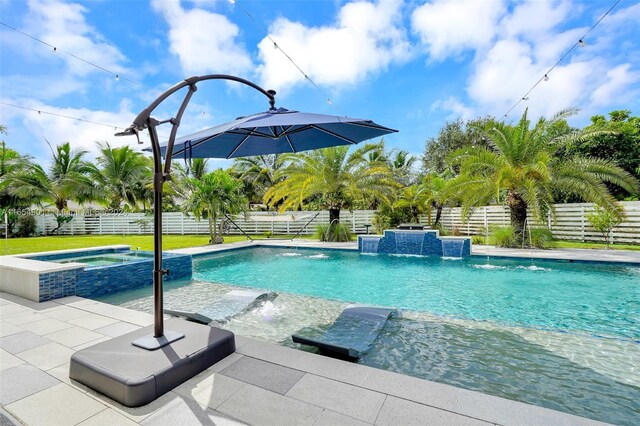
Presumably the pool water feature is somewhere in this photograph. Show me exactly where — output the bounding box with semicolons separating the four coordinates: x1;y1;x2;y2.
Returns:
97;246;640;424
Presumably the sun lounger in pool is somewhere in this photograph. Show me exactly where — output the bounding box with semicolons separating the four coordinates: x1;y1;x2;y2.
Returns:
292;305;398;360
165;289;276;325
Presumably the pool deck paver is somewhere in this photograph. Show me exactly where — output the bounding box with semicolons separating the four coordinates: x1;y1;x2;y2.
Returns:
170;238;640;264
0;291;609;426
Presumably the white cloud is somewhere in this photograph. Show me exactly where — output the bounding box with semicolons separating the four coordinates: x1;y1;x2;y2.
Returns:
423;0;640;122
411;0;506;61
20;0;128;76
501;0;572;40
151;0;253;75
431;96;475;120
590;64;640;107
256;0;411;91
2;98;141;162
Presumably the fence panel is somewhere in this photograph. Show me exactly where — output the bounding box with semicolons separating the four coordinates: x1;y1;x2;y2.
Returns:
30;203;639;244
435;201;640;244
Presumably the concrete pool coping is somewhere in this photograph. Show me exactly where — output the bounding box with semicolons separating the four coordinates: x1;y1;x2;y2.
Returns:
170;239;640;264
0;292;605;425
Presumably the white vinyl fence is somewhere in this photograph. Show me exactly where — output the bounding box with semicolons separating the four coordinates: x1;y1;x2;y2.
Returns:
34;210;377;237
32;202;640;244
435;201;640;244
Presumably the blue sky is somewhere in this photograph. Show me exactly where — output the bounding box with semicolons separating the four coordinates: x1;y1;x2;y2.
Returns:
1;0;639;169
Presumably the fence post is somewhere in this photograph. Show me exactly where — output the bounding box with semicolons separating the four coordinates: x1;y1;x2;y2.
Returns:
581;205;585;242
99;215;103;235
352;212;356;233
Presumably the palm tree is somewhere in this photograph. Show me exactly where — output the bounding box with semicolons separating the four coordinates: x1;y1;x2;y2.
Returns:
6;141;98;211
264;144;400;225
183;169;246;244
232;155;282;206
388;148;417;186
442;108;639;236
94;142;151;210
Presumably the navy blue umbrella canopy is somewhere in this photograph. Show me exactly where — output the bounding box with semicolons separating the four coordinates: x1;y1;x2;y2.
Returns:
154;108;398;159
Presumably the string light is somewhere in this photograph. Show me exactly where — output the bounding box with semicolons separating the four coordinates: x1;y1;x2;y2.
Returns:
231;0;341;112
0;101;127;130
502;0;621;118
0;20;140;86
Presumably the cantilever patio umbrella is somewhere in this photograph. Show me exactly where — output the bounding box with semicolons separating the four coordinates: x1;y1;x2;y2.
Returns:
70;74;396;407
119;74;397;350
155;107;398;159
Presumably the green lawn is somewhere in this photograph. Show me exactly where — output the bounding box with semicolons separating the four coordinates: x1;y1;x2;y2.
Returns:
0;234;311;256
553;240;640;251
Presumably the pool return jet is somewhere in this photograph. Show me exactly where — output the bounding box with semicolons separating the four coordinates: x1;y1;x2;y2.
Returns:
69;74;397;407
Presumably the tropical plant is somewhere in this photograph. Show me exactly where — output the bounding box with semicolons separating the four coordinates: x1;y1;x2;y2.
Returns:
314;223;352;242
6;141;99;211
586;205;624;248
13;214;37;237
423;117;493;174
264;144;400;229
0;134;33;210
442;108;639;237
94;142;151;210
182;169;246;244
232;155;281;206
489;225;516;247
556;110;640;199
393;184;429;223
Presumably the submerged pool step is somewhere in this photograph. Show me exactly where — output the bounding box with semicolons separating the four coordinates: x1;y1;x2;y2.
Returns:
166;289;277;325
292;305;398;360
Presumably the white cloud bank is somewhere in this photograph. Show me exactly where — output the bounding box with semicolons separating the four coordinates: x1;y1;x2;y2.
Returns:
413;0;640;120
256;0;412;91
151;0;253;75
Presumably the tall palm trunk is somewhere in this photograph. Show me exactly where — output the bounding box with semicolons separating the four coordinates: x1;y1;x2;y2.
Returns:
507;190;527;237
207;213;216;244
329;208;340;225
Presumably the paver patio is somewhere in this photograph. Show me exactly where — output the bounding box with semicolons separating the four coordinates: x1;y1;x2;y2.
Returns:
0;290;606;425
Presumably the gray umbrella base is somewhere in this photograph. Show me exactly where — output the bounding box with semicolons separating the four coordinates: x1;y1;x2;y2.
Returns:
69;318;235;407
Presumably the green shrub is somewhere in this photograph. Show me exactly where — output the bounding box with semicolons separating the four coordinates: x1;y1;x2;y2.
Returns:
489;225;516;247
432;223;449;236
371;212;391;234
529;228;556;249
13;214;37;238
315;223;352;242
586;205;623;248
471;235;485;245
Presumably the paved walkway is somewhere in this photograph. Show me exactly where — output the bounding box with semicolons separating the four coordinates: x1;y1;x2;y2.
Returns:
0;292;605;425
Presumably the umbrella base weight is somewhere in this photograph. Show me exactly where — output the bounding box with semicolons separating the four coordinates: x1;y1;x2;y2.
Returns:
132;330;185;350
70;318;235;407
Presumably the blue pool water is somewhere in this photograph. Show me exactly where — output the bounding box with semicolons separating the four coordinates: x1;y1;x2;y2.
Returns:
194;247;640;340
102;247;640;424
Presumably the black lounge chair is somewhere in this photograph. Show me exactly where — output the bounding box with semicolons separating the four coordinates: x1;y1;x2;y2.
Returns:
292;305;398;360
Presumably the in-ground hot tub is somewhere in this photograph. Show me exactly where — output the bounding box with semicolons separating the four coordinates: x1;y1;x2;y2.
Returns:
0;245;192;302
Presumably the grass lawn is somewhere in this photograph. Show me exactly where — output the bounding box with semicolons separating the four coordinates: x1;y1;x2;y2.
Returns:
0;234;313;256
553;240;640;251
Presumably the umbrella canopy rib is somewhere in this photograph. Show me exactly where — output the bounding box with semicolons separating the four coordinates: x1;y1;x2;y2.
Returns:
310;125;357;144
283;129;296;153
227;129;257;159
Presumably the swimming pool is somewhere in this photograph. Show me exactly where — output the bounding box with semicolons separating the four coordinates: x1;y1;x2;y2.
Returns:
99;246;640;424
57;252;154;267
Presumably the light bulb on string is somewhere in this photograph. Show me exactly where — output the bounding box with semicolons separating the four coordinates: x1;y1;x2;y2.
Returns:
52;47;57;52
115;74;119;81
579;39;586;47
522;96;529;101
543;74;549;81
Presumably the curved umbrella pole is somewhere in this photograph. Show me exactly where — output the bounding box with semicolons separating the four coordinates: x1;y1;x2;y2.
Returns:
116;75;276;349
